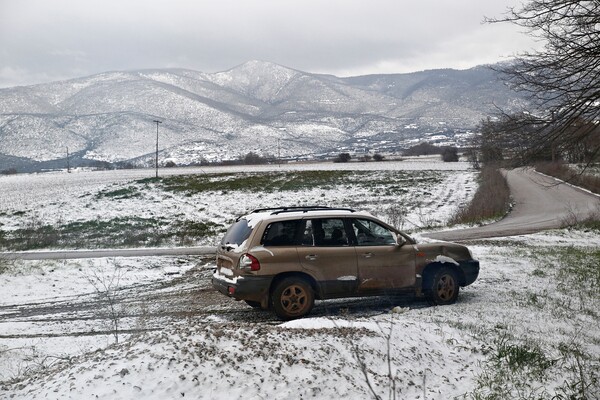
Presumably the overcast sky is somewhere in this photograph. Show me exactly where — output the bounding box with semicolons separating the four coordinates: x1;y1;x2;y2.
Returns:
0;0;538;88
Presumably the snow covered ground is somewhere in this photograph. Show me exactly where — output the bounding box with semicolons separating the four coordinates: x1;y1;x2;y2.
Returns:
1;160;599;399
0;159;476;249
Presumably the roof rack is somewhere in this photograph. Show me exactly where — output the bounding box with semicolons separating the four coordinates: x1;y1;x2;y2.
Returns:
250;206;356;215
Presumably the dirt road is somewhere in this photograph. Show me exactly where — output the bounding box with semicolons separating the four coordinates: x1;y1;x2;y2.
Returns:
426;168;600;242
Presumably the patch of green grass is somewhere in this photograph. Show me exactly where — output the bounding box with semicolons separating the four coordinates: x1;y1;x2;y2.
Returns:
494;336;555;376
471;335;600;400
136;170;440;196
465;243;600;400
0;217;224;250
532;246;600;301
95;186;141;200
531;268;546;277
171;219;223;246
1;169;445;250
140;171;354;194
466;337;556;400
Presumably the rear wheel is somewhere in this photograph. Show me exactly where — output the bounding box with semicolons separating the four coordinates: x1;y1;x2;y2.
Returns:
271;277;314;320
427;267;459;305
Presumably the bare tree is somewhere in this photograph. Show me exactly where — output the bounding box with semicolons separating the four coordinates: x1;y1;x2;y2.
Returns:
487;0;600;165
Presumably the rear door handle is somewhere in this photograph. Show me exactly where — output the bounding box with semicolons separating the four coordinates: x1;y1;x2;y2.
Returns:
305;254;318;261
362;252;374;258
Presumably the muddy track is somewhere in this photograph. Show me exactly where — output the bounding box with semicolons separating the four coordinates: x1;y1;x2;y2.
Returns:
0;261;429;341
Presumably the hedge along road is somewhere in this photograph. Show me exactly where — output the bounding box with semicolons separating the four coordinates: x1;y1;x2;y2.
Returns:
426;167;600;242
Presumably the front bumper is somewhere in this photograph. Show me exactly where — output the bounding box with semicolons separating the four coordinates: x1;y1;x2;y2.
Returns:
212;273;273;303
459;259;480;286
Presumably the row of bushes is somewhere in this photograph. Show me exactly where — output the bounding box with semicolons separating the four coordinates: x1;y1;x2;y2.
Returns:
535;162;600;195
403;143;460;162
450;166;511;225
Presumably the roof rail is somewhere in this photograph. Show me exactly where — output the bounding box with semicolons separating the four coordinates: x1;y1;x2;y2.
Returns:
250;206;356;215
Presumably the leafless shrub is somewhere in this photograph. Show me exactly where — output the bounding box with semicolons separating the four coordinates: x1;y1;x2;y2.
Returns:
559;203;600;231
83;260;125;344
0;343;70;384
415;203;439;228
381;204;408;230
560;204;580;228
330;312;409;400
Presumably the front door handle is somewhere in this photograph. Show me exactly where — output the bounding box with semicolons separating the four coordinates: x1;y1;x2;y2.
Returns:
362;252;374;258
305;254;318;261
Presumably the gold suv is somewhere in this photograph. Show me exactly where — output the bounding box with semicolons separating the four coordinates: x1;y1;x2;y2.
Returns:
212;206;479;320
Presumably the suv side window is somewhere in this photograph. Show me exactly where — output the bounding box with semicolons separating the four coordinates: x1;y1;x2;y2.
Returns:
352;218;396;246
261;220;302;246
303;218;349;246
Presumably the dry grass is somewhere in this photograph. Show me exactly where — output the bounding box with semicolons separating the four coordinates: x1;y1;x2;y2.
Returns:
450;166;511;225
536;162;600;195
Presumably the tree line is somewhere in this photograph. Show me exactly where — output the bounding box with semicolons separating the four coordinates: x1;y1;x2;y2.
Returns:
474;0;600;168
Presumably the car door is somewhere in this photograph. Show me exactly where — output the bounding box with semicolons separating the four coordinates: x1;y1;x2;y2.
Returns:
351;218;416;292
297;218;358;296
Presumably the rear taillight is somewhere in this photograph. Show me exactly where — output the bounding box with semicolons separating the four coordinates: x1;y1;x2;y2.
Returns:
239;253;260;271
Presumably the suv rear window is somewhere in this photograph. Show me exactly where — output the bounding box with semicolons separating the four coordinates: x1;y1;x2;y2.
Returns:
221;219;253;246
261;220;302;246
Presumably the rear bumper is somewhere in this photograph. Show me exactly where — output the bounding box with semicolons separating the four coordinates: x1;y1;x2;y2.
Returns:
459;259;480;286
212;273;273;303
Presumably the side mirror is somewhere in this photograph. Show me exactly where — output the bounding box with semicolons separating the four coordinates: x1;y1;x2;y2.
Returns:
396;235;406;246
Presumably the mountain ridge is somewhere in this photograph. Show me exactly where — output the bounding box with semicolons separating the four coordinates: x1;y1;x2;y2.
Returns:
0;60;525;171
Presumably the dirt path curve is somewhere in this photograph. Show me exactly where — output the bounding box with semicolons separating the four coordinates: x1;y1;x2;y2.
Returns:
426;167;600;242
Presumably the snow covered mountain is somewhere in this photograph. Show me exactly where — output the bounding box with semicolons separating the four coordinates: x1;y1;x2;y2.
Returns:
0;60;525;171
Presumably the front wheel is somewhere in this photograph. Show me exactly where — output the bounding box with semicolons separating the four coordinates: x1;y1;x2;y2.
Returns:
427;267;459;305
271;277;314;320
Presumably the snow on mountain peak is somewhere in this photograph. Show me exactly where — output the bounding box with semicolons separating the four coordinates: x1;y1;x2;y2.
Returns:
209;60;300;102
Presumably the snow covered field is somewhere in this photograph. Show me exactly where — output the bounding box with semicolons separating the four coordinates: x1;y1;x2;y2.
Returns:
0;159;476;250
1;160;599;399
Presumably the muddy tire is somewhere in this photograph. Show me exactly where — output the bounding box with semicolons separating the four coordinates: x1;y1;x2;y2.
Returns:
427;266;459;305
271;277;314;320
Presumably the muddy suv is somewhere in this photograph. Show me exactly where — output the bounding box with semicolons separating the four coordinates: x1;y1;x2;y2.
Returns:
212;206;479;320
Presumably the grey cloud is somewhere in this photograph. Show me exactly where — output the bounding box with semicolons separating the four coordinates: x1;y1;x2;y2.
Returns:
0;0;537;87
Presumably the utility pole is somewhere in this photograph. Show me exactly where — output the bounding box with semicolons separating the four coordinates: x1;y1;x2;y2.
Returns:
278;138;281;167
66;146;71;173
153;120;162;178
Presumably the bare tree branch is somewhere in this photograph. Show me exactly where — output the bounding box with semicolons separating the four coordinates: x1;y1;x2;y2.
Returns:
484;0;600;165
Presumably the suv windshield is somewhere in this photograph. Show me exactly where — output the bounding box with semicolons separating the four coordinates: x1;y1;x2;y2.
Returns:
352;218;396;245
221;219;252;246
